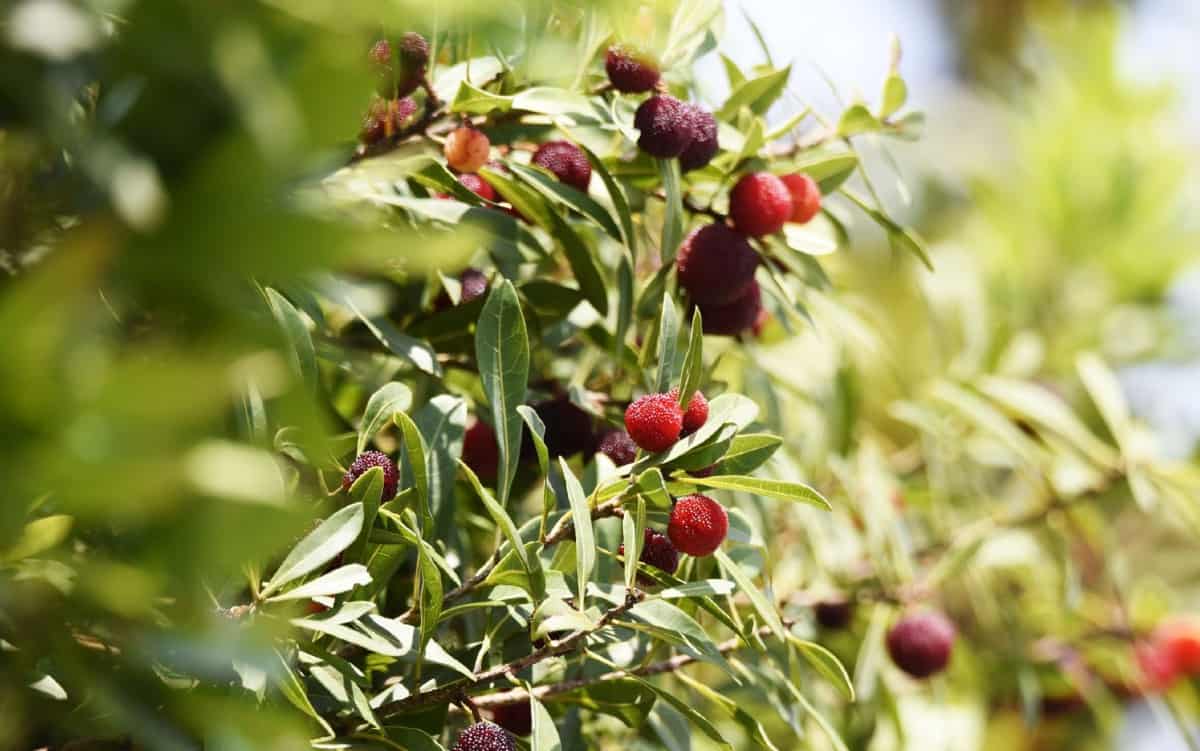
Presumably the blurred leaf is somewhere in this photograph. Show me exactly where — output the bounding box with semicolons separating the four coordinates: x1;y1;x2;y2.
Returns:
787;636;855;701
357;383;414;454
837;104;881;137
475;281;530;504
265;288;319;392
3;515;73;562
450;80;514;114
718;67;791;120
715;548;784;640
530;695;563;751
263;502;364;597
509;162;622;242
879;74;908;119
659;579;736;599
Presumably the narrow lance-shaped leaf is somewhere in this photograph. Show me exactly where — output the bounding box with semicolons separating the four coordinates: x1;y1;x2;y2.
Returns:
559;458;595;610
547;209;609;316
614;253;634;376
475;281;530;505
655;292;679;393
529;693;563;751
264;288;319;392
622;496;646;589
677;307;703;408
579;142;637;258
357;382;413;454
343;467;385;566
714;547;785;641
517;405;554;539
659;158;684;264
676;474;831;510
262;502;364;597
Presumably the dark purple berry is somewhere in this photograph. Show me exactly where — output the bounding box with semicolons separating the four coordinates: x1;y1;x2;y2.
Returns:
634;94;694;158
460;268;489;303
698;280;763;337
619;528;680;585
532;140;592;192
341;451;399;501
597;429;637;466
679;105;718;172
886;611;956;679
605;45;661;93
814;598;854;630
529;397;595;458
451;721;515;751
491;701;532;737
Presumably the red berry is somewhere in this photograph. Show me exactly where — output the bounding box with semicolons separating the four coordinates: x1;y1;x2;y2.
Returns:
619;527;680;585
605;45;661;93
342;451;399;501
1137;640;1180;693
667;494;728;557
624;393;683;453
634;94;694;158
679;105;719;172
698;280;762;337
445;127;491;173
729;172;792;237
886;611;956;679
780;173;822;224
597;429;638;466
462;418;500;481
676;223;759;305
668;388;708;435
491;701;532;737
532;140;592;192
451;721;515;751
457;173;497;202
814;598;854;630
1154;617;1200;675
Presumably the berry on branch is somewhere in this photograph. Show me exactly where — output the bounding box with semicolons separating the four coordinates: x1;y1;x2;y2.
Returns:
669;387;708;435
814;598;854;630
676;223;760;305
634;94;695;158
698;280;763;337
605;45;661;93
624;393;684;453
668;494;728;557
445;127;491;173
532;140;592;192
781;173;822;224
342;451;399;501
451;721;516;751
886;611;956;679
597;428;638;466
619;527;680;585
491;700;532;737
457;173;497;202
395;32;430;96
679;105;719;172
729;172;793;237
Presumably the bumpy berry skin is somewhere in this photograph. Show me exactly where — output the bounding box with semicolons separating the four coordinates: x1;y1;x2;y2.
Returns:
699;280;762;337
815;598;854;630
532;140;592;192
886;611;956;679
676;223;759;305
369;39;392;68
445;127;491;173
668;494;728;557
781;173;822;224
605;45;661;93
342;451;399;501
491;701;532;737
457;173;497;202
729;172;793;238
634;94;694;158
597;429;638;466
624;393;683;453
679;105;719;172
459;267;489;303
532;397;595;458
462;418;500;480
668;388;708;435
393;32;430;96
619;527;680;585
451;721;515;751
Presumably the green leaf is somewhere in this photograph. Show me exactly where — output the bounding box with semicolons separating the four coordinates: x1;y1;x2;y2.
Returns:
559;458;595;610
622;496;646;589
764;108;810;142
273;650;335;739
624;673;732;750
475;281;530;505
530;695;562;751
782;225;837;256
266;564;371;602
659;579;737;599
978;376;1119;469
265;288;319;392
579;143;637;257
655;293;679;393
357;383;414;454
779;675;850;751
262;502;364;597
636;394;759;467
480;167;554;229
3;515;72;562
343;466;385;567
714;547;785;641
516;405;554;538
677;308;704;407
378;727;447;751
659;159;684;263
393;412;430;522
837;103;881;137
879;73;908;119
614;254;635;372
415;395;467;526
1077;353;1134;449
715;433;782;475
459;460;532;577
509;162;622;242
511;87;599;120
547;210;609;316
788;636;855;701
450;79;514;114
840;188;932;270
345;299;442;377
786;150;859;194
676;474;831;510
718;67;792;120
635;468;673;508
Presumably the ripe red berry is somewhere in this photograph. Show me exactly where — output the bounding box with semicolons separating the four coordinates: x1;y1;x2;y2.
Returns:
729;172;793;238
668;388;708;435
451;721;515;751
457;173;497;202
532;140;592;192
780;173;822;224
462;418;500;480
886;611;956;679
676;223;759;305
1137;640;1180;693
531;397;595;458
698;280;762;337
597;429;638;466
814;598;854;630
491;700;532;737
619;527;680;585
668;494;728;557
679;105;719;172
1153;617;1200;675
634;94;695;158
605;45;661;93
624;393;683;453
445;127;491;173
342;451;399;501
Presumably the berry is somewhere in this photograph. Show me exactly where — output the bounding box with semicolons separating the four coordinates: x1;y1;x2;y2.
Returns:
462;418;500;481
532;140;592;192
361;98;390;145
451;721;515;751
1137;640;1180;693
341;451;399;501
814;598;854;630
1154;617;1200;675
668;494;728;557
459;268;489;303
624;393;683;453
491;701;532;737
457;173;497;202
619;527;680;585
781;173;822;224
445;127;491;173
668;388;708;435
532;397;595;458
634;94;694;158
597;429;638;466
886;611;956;679
397;32;430;70
605;45;661;93
390;96;417;130
676;223;759;305
698;280;762;337
729;172;793;238
369;39;392;68
679;105;719;172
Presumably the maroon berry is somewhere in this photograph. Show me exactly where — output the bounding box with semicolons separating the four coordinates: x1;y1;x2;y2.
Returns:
390;96;417;130
676;223;759;305
634;94;694;158
341;451;399;501
462;418;500;481
781;173;822;224
457;173;497;202
886;611;956;679
605;45;661;93
698;280;762;337
459;268;489;303
619;527;680;585
729;172;793;238
397;32;430;69
361;98;390;145
679;105;719;172
532;140;592;192
597;429;638;466
668;388;708;435
532;397;595;458
491;701;532;737
815;598;854;630
369;39;392;68
451;721;515;751
624;393;683;453
668;494;728;557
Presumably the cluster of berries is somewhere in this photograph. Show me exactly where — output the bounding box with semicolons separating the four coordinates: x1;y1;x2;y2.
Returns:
361;33;431;146
1136;616;1200;692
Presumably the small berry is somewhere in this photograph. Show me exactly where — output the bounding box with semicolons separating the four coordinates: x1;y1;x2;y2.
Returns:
619;527;680;585
597;429;638;466
668;494;728;557
457;173;497;202
605;45;661;93
679;105;719;172
369;39;392;68
886;611;956;679
676;223;759;305
389;96;417;131
1155;618;1200;675
1137;640;1180;693
460;268;489;303
342;451;399;501
361;99;390;145
624;393;683;453
445;127;491;173
491;701;532;737
634;94;694;158
451;721;515;751
781;173;822;224
397;32;430;69
729;172;793;238
532;397;595;458
668;387;708;435
698;280;762;337
462;418;500;481
532;140;592;192
814;598;854;630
